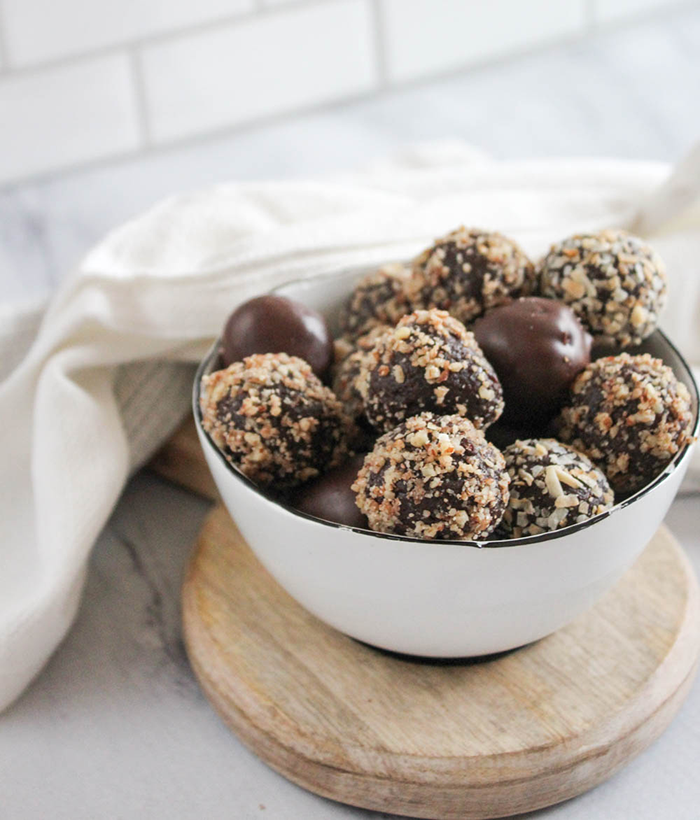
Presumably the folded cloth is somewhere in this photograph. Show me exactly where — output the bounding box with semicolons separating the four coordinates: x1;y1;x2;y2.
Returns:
1;144;699;713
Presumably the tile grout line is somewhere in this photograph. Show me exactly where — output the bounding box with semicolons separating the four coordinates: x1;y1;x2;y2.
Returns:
370;0;388;88
129;46;152;148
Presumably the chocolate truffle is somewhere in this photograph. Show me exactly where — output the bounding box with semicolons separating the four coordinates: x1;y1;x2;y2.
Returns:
221;294;333;378
408;227;535;324
292;455;368;528
200;353;352;489
499;439;614;538
333;322;390;365
473;297;592;427
360;309;504;432
331;327;389;452
339;263;413;341
538;229;667;348
352;413;510;539
557;353;694;494
332;330;387;422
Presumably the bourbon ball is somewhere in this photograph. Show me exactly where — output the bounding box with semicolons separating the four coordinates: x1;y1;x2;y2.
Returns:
557;353;694;494
200;353;352;490
360;309;504;432
332;328;390;422
538;229;667;348
332;327;390;451
333;323;391;367
408;226;535;324
292;454;368;529
221;294;333;378
339;263;413;341
352;413;510;540
499;439;614;538
473;297;592;427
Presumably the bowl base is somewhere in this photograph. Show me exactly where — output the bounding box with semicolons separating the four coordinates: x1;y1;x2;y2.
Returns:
182;505;700;820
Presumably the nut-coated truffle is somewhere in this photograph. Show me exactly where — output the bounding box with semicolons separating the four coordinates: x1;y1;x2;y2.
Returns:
221;294;333;378
557;353;693;494
360;309;504;432
332;327;390;422
292;454;368;528
339;263;413;340
472;297;592;427
352;413;510;539
332;323;390;369
538;229;667;348
499;438;614;538
409;226;535;324
200;353;352;489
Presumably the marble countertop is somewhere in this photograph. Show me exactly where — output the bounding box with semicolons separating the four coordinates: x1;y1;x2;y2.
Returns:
1;6;700;820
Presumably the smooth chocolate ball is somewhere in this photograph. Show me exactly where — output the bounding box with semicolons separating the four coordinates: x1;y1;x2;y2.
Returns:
221;295;333;378
473;297;592;428
293;455;368;528
485;419;533;452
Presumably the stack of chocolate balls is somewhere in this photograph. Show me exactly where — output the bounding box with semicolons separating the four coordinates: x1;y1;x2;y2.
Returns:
200;226;694;541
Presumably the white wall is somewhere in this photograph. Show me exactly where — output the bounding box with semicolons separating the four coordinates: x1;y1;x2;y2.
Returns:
0;0;685;185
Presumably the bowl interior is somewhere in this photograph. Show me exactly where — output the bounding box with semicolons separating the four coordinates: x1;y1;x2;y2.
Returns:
193;264;699;548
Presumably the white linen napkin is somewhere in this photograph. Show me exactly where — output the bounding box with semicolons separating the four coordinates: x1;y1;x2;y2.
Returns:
1;144;699;713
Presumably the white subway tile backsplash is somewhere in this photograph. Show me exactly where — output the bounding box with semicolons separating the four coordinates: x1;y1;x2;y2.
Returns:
380;0;587;83
0;0;684;183
593;0;681;23
141;0;378;144
0;55;140;183
2;0;253;67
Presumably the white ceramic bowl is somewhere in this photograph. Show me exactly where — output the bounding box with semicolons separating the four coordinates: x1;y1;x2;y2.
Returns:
194;267;699;657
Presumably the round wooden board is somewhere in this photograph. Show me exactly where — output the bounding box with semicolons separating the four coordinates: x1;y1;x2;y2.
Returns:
183;506;700;820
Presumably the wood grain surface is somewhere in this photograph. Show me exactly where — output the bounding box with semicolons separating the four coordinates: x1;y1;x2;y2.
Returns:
182;505;700;820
